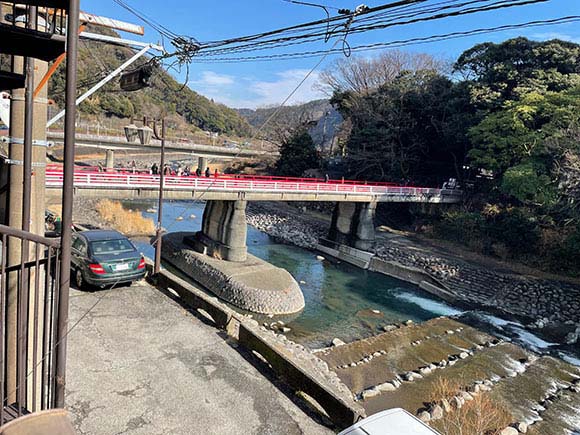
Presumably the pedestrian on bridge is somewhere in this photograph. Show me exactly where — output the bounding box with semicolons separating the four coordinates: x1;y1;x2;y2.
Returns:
205;167;211;177
214;168;219;178
196;167;202;177
151;163;158;175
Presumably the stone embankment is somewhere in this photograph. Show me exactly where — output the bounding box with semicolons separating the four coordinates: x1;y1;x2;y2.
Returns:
244;202;580;336
373;244;580;327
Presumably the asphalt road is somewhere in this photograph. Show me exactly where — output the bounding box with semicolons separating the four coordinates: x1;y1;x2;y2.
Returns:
65;281;333;435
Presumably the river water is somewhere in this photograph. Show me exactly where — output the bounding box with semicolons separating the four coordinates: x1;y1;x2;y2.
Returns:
127;199;579;362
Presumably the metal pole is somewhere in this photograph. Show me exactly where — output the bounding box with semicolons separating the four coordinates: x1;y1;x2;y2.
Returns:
46;45;152;127
55;0;80;408
154;119;165;275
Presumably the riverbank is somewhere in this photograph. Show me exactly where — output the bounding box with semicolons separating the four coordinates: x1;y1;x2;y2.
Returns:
246;202;580;346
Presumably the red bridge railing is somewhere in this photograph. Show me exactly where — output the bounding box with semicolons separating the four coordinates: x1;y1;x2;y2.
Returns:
45;168;462;199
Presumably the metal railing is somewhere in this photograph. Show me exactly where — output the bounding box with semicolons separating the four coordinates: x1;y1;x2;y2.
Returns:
44;169;463;200
0;224;64;424
0;2;66;37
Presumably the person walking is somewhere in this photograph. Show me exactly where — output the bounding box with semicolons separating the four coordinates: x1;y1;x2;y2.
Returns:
195;167;202;177
214;168;219;178
151;162;158;175
205;167;211;177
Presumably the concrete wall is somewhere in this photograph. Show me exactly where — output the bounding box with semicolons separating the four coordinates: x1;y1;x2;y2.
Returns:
152;266;365;429
317;239;374;269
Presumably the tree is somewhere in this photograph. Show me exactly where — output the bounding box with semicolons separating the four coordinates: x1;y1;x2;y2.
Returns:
320;50;448;96
454;37;580;109
331;70;474;184
275;128;320;176
468;87;580;207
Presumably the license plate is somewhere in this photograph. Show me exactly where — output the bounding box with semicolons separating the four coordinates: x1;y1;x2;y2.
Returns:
115;263;129;271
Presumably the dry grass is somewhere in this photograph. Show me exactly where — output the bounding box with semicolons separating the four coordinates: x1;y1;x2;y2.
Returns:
429;377;513;435
95;200;155;236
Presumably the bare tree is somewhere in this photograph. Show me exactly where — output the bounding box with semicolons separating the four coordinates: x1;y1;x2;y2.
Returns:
319;50;450;96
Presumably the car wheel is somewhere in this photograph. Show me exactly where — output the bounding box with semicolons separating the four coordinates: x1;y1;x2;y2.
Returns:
75;269;84;290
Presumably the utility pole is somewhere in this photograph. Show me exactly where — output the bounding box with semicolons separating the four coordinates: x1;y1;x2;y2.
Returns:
155;119;166;275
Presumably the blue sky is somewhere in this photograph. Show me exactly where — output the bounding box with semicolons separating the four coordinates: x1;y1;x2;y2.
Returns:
82;0;580;108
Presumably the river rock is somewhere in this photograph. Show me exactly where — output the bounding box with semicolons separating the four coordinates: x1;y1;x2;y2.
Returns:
430;404;443;420
417;411;431;423
377;382;397;392
316;255;325;261
499;427;518;435
331;338;346;347
516;422;528;433
361;387;381;400
383;324;398;332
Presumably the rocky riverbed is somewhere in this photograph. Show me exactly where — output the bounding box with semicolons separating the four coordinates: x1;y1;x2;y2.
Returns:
246;203;327;249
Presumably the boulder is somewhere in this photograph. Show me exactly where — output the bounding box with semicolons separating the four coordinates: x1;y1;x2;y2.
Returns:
499;428;518;435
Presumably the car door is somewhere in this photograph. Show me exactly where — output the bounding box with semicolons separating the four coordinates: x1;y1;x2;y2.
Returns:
71;235;87;270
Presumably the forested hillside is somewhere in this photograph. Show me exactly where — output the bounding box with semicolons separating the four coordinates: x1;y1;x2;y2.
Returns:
48;26;252;137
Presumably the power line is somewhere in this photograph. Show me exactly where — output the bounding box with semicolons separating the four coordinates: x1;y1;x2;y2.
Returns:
194;0;512;57
194;0;551;58
188;16;580;63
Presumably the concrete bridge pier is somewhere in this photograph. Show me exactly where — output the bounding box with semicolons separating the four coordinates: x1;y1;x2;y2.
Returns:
327;201;377;251
187;200;247;262
198;156;208;173
105;149;114;172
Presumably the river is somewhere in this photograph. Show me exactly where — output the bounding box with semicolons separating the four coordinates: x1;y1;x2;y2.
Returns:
127;199;579;362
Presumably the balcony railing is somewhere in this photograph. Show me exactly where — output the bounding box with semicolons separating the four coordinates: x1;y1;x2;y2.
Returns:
0;224;64;424
0;2;67;62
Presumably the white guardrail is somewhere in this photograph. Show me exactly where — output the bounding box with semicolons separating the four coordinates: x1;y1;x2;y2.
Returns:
45;171;463;199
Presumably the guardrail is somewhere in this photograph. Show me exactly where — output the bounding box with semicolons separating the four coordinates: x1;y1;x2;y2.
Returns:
45;170;463;199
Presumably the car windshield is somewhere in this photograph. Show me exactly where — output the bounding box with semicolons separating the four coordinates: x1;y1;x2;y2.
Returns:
90;238;135;255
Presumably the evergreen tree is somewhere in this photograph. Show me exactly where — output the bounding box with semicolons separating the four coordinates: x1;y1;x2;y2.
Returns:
275;128;320;177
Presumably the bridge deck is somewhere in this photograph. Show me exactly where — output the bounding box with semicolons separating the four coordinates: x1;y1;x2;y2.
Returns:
45;170;463;203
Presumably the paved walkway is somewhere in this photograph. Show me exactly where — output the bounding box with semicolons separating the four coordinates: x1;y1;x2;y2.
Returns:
65;282;333;435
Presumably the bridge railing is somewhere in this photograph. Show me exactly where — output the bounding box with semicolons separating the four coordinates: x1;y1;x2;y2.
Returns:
46;166;438;188
46;170;462;199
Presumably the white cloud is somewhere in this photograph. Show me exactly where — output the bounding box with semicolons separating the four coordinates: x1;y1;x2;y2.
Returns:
530;32;580;44
189;69;326;109
190;71;234;87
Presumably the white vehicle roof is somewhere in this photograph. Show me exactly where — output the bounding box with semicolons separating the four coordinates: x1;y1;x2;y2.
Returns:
338;408;440;435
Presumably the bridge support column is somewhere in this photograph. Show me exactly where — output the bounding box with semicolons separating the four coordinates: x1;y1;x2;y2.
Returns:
327;201;376;251
198;156;208;173
186;200;247;262
105;149;114;171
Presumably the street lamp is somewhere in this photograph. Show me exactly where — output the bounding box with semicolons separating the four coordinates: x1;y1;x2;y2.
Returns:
138;125;153;145
123;123;139;142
